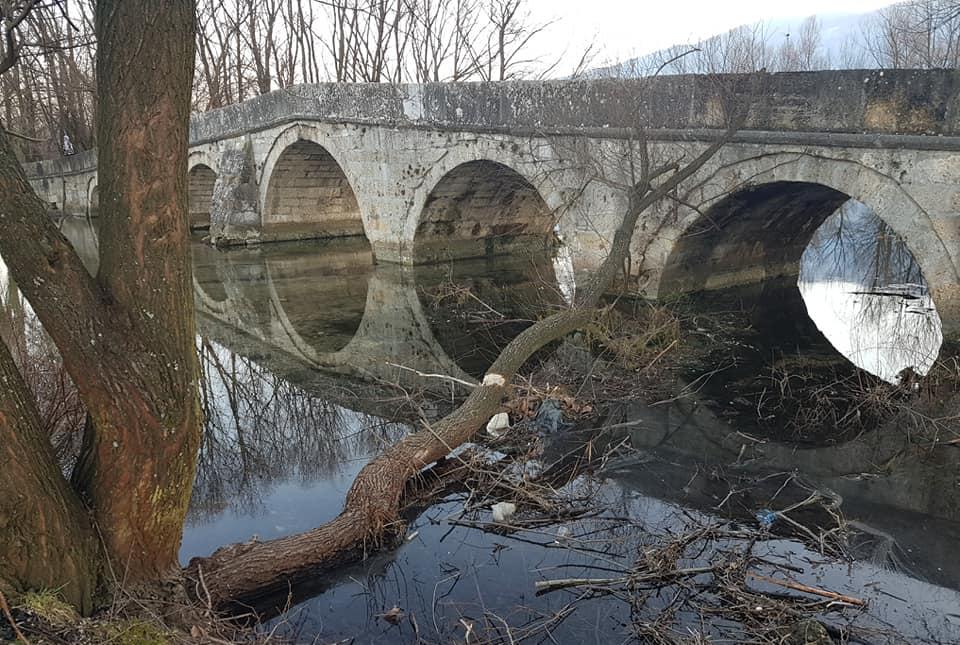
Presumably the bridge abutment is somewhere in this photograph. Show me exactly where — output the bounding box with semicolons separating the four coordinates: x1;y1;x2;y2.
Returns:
933;284;960;339
206;139;261;245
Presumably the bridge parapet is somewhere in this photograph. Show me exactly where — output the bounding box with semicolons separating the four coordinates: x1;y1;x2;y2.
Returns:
187;70;960;143
25;69;960;186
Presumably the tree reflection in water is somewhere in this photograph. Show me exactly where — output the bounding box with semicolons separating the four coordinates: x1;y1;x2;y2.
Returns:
0;263;85;467
799;199;943;384
191;337;406;523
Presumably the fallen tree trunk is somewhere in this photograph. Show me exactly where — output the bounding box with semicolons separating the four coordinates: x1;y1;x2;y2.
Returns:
187;308;593;607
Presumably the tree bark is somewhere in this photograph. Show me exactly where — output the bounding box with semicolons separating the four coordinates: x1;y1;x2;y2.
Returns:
0;335;99;614
0;0;201;599
71;0;202;583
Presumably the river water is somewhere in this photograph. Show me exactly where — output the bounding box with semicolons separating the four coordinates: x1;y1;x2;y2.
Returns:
1;211;957;643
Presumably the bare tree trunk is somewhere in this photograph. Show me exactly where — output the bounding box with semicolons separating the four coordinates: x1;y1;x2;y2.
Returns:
0;0;200;599
69;0;202;582
0;264;99;615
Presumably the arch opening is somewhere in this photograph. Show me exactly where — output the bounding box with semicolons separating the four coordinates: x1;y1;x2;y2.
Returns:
660;180;943;385
414;160;556;264
660;181;850;294
263;139;366;241
189;164;217;230
799;200;942;384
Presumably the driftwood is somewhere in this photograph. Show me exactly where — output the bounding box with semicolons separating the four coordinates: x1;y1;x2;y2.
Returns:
747;573;868;607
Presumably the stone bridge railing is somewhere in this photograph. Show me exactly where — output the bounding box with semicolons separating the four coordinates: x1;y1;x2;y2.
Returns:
24;68;960;183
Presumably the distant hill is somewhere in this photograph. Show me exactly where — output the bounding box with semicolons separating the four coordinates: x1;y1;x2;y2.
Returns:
589;8;890;77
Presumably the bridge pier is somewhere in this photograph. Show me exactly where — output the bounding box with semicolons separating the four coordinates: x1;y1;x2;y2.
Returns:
206;139;261;245
933;284;960;340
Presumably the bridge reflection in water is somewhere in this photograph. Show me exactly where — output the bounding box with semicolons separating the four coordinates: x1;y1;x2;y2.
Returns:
5;216;955;641
180;250;960;642
191;235;565;391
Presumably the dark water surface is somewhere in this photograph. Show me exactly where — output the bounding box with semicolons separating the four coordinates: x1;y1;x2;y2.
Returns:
1;213;957;643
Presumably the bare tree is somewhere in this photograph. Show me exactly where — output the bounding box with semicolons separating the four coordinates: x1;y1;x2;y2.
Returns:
632;22;775;77
190;0;555;101
1;1;96;159
775;16;828;71
861;0;960;68
479;0;550;80
1;0;199;610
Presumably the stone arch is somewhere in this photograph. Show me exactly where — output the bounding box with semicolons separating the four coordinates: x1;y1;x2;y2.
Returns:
412;159;558;263
660;180;852;292
188;163;217;229
258;124;368;242
649;151;960;321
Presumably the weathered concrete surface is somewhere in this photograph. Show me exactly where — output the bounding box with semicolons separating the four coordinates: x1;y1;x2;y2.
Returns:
25;71;960;334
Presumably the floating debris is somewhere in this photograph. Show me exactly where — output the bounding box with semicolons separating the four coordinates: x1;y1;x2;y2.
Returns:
379;606;404;625
490;502;517;523
756;509;778;528
532;399;572;434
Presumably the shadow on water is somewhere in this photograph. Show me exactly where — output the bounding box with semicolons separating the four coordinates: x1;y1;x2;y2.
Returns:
659;199;948;445
6;216;957;642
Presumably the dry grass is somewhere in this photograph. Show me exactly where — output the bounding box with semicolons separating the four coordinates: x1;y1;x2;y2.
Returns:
2;584;308;644
584;302;681;373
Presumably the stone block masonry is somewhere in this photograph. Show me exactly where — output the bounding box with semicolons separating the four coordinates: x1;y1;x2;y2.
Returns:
25;70;960;336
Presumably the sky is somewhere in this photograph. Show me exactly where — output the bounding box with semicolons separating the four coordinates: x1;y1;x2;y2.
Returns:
527;0;897;74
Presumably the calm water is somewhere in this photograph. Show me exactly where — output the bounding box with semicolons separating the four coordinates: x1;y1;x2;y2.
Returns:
1;211;957;643
800;199;943;384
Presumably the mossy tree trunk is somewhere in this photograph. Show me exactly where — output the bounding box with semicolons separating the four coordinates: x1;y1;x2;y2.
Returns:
70;0;202;582
0;0;199;607
0;337;100;614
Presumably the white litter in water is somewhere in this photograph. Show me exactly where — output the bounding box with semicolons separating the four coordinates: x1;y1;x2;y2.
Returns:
486;412;510;437
490;502;517;523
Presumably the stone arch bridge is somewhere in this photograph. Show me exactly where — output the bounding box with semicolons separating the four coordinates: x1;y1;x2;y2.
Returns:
25;70;960;335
